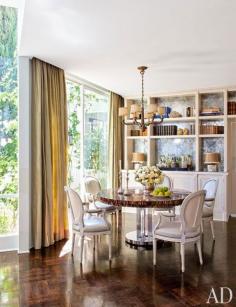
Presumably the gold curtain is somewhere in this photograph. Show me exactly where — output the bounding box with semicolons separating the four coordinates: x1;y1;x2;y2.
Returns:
31;58;69;249
108;92;124;189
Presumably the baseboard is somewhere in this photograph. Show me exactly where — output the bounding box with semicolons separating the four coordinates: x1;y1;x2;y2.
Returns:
18;250;30;254
230;214;236;218
214;212;229;222
0;248;18;253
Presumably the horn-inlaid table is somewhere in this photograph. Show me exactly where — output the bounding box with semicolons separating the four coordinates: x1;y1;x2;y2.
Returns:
98;189;189;247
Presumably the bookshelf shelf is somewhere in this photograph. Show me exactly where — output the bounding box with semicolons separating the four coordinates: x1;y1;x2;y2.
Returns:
199;134;224;138
199;115;224;120
154;117;195;123
150;135;196;139
123;87;236;221
124;88;233;173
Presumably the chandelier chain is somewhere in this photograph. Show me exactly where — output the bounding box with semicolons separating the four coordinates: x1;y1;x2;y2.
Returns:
141;70;144;107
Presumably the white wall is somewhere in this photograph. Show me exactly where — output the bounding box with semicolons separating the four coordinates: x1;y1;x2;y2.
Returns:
18;56;31;253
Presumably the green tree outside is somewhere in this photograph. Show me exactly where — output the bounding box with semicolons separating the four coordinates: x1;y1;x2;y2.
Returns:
0;6;18;234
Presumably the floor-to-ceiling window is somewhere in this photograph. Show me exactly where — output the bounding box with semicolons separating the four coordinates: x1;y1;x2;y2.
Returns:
0;6;18;238
83;88;109;188
66;79;109;191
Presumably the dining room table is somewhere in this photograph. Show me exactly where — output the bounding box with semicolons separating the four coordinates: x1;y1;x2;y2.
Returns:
97;188;189;248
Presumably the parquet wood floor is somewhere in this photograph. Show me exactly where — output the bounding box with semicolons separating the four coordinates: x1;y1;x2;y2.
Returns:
1;213;236;306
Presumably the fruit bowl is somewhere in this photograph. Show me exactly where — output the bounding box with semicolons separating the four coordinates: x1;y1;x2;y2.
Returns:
150;186;172;198
150;193;172;198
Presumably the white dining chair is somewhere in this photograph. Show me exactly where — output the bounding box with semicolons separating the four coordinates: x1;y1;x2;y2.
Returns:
153;174;176;220
201;179;219;240
64;186;112;263
153;190;205;272
84;176;118;216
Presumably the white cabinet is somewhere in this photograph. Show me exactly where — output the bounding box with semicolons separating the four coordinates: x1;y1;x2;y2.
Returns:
168;172;228;221
166;172;197;192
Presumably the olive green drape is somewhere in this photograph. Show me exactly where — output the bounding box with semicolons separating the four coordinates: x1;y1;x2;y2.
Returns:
108;92;124;189
31;58;69;249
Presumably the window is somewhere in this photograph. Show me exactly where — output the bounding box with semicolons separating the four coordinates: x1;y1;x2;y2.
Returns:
84;88;109;188
66;80;109;191
67;80;82;190
0;6;18;235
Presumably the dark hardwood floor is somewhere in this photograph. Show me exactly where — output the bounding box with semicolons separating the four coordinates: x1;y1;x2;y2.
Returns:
1;213;236;306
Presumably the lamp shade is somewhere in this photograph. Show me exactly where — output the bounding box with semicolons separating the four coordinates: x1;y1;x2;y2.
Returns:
119;107;128;116
204;152;220;164
147;104;157;113
144;112;153;119
132;152;145;163
130;104;141;114
157;106;165;115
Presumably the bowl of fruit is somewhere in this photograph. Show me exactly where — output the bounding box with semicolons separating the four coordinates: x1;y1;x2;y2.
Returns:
151;186;172;198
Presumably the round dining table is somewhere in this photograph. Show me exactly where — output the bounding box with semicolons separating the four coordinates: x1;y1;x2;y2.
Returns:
97;188;189;248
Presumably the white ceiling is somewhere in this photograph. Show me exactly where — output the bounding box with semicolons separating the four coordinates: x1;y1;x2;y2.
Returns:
19;0;236;96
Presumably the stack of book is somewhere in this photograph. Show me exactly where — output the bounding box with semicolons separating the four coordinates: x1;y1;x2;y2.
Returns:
200;107;222;116
228;101;236;115
153;125;177;136
200;125;224;134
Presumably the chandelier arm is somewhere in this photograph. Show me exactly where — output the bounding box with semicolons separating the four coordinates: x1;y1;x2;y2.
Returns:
123;120;134;126
155;116;163;124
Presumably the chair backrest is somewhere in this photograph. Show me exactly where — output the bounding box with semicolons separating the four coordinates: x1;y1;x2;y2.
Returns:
84;176;101;196
202;179;218;200
162;174;173;190
180;190;205;234
155;174;173;190
64;186;84;227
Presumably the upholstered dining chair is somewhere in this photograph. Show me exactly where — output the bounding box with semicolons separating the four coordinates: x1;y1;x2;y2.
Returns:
64;186;112;263
84;176;118;217
153;190;205;272
201;179;219;240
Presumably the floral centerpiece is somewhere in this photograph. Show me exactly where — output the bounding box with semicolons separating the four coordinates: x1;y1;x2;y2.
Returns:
135;165;164;193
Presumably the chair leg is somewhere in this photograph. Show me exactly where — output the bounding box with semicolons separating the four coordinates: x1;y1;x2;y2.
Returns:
180;243;185;273
196;239;203;265
116;210;119;228
108;234;112;261
79;236;84;264
153;238;157;265
200;220;204;233
71;233;76;256
210;220;215;240
93;235;96;250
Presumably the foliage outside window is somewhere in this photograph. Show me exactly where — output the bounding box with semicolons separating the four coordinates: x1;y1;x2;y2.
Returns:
83;88;108;188
66;80;109;190
0;6;18;234
67;80;81;190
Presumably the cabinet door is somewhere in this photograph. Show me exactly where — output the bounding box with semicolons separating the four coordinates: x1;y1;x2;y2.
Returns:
168;173;197;192
198;174;227;221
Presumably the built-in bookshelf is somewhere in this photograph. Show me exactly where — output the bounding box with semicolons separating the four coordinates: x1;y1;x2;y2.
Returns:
124;88;236;173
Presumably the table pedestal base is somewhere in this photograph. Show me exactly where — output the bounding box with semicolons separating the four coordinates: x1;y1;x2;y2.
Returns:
125;208;155;248
125;231;153;247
